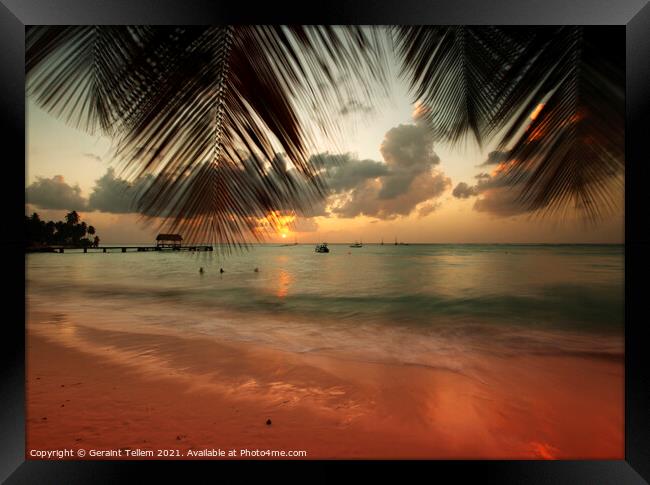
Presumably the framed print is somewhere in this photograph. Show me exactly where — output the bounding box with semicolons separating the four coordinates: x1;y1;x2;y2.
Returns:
2;0;649;482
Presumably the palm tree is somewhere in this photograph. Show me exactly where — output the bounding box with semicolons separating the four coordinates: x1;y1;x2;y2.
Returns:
87;225;95;236
64;210;79;225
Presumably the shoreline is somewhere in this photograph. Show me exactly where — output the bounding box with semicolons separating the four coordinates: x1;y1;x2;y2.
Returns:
27;312;623;459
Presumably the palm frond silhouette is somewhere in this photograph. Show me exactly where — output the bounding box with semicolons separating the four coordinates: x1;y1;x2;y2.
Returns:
394;26;624;222
27;26;386;250
27;26;623;249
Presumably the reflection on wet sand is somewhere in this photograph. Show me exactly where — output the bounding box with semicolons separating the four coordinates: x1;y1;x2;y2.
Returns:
27;311;623;459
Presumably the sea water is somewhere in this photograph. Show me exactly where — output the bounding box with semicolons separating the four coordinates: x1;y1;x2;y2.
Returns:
26;244;624;369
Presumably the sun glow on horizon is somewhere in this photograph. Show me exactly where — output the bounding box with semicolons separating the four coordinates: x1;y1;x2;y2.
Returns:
258;210;295;239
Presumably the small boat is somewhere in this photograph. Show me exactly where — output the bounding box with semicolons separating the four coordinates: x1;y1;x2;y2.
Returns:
281;237;299;247
349;241;363;248
315;242;330;253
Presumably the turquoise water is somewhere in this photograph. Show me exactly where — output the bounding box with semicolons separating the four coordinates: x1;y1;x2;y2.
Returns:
26;244;624;367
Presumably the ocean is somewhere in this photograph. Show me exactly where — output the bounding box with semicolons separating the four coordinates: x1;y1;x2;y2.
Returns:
26;244;624;370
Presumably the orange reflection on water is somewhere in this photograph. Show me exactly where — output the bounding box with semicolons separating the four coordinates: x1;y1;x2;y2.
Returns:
276;269;293;299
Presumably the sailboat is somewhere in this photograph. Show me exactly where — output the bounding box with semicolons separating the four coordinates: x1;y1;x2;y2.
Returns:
380;238;384;246
394;237;409;246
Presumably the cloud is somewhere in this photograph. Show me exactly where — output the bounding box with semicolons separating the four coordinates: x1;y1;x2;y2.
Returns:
87;168;148;213
418;202;441;217
378;121;440;199
451;166;532;217
452;182;479;199
26;169;156;215
31;157;327;223
312;153;389;193
28;112;451;224
339;100;374;116
26;175;87;210
291;217;319;233
83;152;103;162
311;114;449;220
330;170;450;220
479;150;510;166
472;184;529;217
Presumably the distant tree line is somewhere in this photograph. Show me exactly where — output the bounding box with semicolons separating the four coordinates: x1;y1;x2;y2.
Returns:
25;211;100;248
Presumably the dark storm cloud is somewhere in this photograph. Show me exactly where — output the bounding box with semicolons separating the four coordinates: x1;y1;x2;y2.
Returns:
26;175;88;210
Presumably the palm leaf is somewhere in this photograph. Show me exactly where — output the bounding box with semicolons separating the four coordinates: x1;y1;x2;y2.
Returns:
498;27;625;221
26;26;151;134
27;26;386;251
393;26;520;147
394;25;624;222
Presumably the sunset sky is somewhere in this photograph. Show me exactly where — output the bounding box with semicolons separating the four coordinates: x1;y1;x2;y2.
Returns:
26;44;624;245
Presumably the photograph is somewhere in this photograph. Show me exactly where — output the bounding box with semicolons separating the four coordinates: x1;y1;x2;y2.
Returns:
22;24;629;462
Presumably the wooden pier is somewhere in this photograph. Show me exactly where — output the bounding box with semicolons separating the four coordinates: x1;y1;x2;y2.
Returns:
27;234;213;254
48;245;213;254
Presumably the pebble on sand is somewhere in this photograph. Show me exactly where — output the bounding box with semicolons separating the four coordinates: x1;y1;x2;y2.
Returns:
266;419;272;426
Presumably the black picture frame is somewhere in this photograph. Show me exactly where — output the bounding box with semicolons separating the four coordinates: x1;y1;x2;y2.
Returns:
2;0;649;482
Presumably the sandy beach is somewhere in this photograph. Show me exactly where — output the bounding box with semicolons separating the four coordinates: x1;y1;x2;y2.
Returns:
26;310;623;460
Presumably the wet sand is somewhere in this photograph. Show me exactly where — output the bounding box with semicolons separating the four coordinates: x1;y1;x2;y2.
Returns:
26;312;623;460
